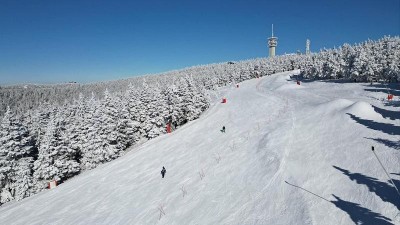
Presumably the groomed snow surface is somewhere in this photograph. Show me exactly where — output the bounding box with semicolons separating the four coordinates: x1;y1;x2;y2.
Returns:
0;71;399;225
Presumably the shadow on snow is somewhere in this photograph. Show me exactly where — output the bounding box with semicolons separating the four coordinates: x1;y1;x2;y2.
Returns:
331;194;394;225
320;79;360;84
363;81;400;94
333;166;400;210
372;105;400;121
364;88;400;96
289;78;353;84
284;181;394;225
365;137;400;151
347;113;400;136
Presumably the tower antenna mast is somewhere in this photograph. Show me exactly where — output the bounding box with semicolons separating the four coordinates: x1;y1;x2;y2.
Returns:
306;39;310;55
272;24;274;37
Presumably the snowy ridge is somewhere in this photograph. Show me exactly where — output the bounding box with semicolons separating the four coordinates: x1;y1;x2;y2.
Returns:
0;70;398;225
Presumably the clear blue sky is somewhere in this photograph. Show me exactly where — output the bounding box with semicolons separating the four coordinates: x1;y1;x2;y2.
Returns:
0;0;399;85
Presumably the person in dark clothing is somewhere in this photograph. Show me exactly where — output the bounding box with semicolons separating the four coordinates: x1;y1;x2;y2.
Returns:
221;126;226;133
161;167;166;178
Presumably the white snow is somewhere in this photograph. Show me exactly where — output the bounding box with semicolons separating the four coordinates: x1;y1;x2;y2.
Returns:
342;101;383;120
0;71;399;225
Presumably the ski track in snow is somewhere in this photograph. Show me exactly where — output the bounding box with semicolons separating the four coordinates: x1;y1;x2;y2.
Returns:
0;71;399;225
224;76;296;223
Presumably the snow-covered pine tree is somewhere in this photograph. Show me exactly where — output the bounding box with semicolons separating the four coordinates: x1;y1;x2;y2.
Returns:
124;83;143;144
64;93;87;165
80;90;126;170
136;81;168;139
382;36;399;82
80;93;104;170
390;40;400;81
28;102;52;150
33;110;80;187
164;83;185;128
340;43;357;79
0;107;36;205
13;156;36;201
351;45;364;81
99;89;126;154
148;83;169;139
180;75;209;121
328;49;342;79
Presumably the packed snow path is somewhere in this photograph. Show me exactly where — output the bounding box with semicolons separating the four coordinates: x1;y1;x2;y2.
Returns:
0;71;399;225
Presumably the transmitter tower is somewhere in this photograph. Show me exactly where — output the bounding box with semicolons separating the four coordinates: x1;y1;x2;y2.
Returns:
268;24;278;57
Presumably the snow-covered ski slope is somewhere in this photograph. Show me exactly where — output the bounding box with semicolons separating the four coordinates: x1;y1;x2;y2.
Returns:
0;71;399;225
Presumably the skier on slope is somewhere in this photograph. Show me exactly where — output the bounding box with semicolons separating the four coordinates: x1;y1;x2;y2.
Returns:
221;126;226;133
161;167;166;178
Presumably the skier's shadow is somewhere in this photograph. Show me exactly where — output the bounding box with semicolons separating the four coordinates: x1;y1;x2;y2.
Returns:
333;166;400;210
285;181;394;225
